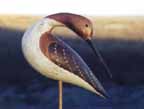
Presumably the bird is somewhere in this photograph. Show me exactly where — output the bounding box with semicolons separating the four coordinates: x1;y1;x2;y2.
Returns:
22;13;111;109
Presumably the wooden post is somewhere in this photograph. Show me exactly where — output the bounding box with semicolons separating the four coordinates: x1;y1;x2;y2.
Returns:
58;80;63;109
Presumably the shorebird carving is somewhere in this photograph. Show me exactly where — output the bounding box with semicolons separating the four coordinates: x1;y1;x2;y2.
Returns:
22;13;111;109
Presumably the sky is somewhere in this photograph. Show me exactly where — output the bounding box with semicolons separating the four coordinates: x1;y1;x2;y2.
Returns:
0;0;143;16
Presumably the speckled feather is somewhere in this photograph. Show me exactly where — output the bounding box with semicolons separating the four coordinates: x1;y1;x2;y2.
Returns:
40;32;106;95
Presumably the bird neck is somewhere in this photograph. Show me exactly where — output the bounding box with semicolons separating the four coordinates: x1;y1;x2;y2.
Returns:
34;18;64;36
22;18;62;53
22;18;63;68
28;18;64;57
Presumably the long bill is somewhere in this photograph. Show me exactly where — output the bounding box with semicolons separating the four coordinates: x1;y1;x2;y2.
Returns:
86;39;112;78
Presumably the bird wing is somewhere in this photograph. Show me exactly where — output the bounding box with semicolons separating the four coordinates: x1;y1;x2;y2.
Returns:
47;37;107;97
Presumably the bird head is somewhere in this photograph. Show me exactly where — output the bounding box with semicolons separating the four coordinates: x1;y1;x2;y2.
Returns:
48;13;93;41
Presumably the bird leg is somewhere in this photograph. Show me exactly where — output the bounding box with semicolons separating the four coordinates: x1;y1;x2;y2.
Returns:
58;80;63;109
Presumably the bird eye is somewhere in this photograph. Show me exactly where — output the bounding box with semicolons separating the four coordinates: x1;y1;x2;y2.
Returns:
85;24;88;27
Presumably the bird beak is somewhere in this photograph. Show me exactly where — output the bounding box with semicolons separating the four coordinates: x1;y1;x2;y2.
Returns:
85;39;112;78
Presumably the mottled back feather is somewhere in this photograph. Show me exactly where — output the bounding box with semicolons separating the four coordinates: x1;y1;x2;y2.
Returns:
43;33;106;95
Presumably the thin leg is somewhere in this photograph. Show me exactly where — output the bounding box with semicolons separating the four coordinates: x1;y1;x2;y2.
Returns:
58;80;63;109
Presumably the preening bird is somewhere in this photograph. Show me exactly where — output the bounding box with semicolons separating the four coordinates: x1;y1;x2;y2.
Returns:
22;13;111;109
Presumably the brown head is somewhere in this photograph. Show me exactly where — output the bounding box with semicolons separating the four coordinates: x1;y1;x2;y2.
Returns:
47;13;112;78
47;13;93;40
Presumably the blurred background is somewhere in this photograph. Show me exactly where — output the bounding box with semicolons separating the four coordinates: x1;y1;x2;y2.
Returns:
0;0;144;109
1;15;144;109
